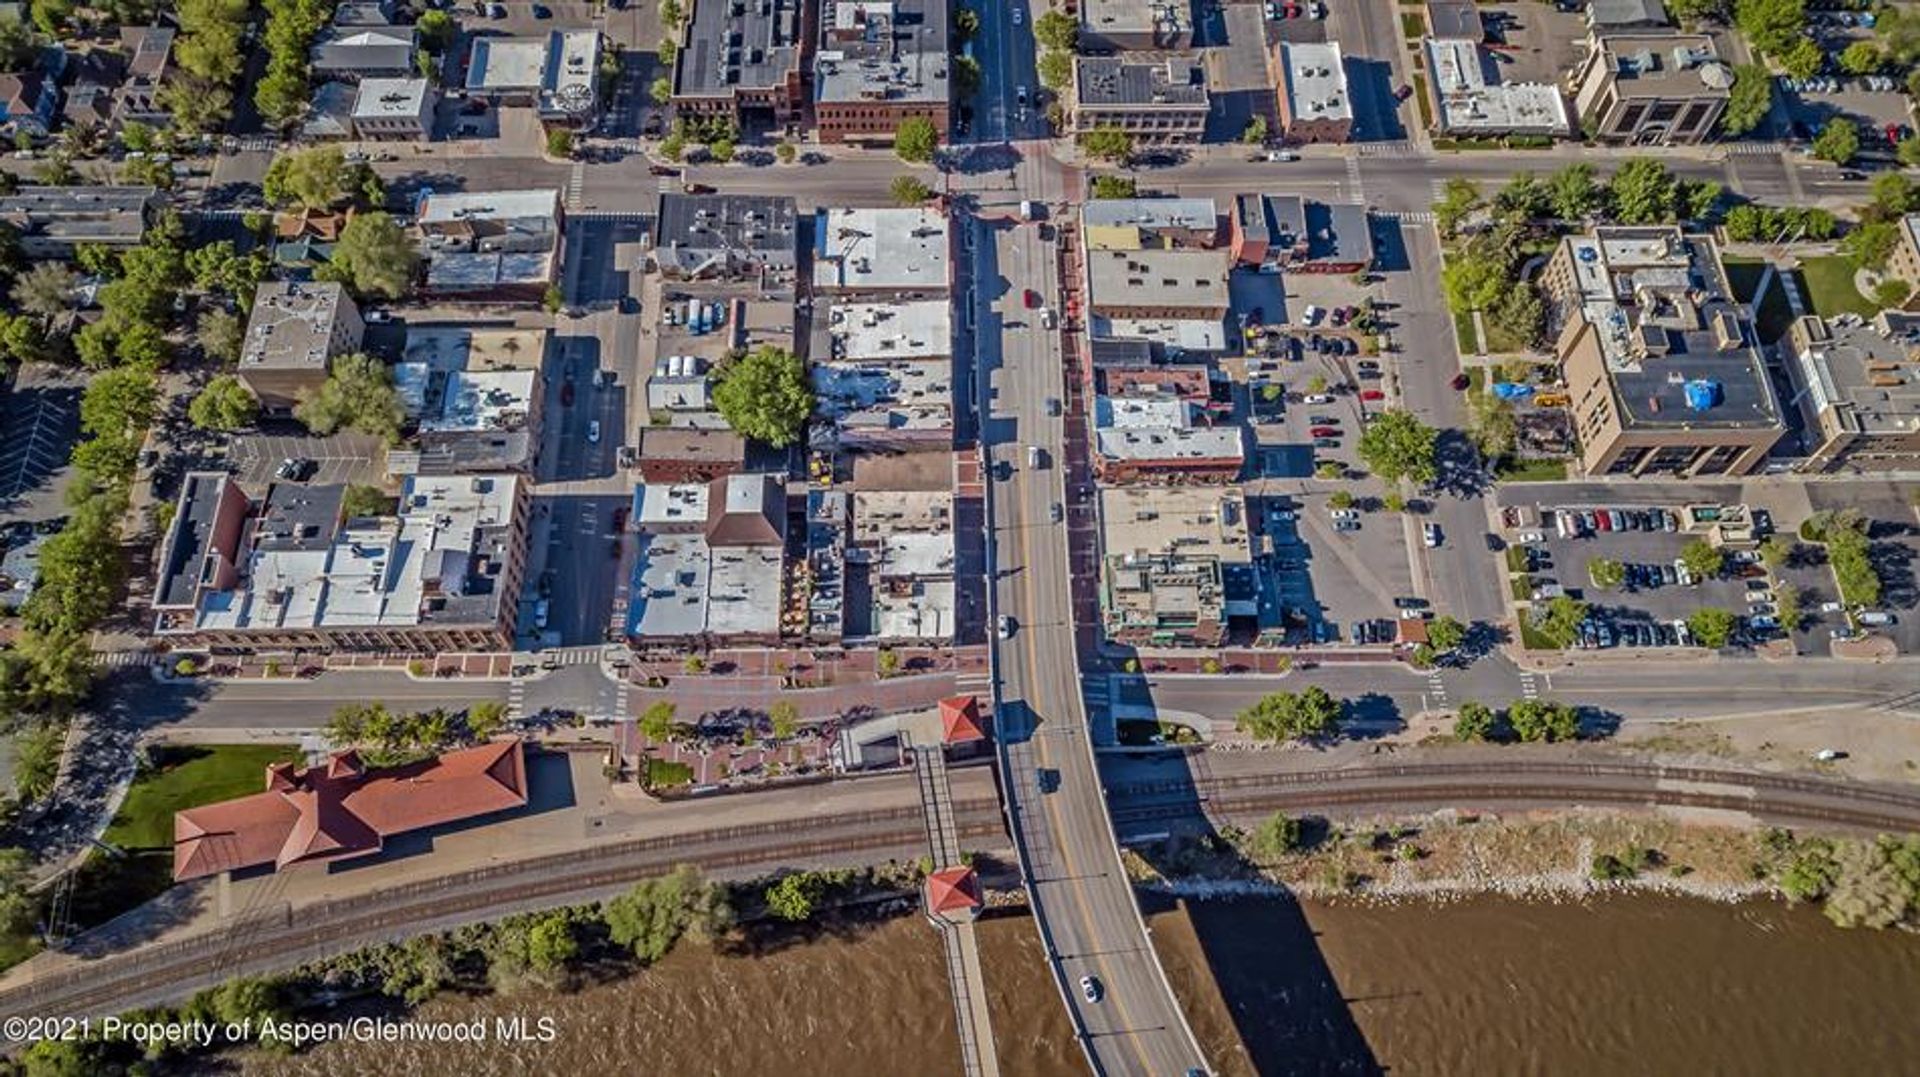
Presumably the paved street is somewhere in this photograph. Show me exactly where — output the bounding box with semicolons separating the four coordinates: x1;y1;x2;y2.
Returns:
977;198;1208;1071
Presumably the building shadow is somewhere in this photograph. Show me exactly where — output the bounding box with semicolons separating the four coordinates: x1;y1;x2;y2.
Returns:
1104;746;1385;1074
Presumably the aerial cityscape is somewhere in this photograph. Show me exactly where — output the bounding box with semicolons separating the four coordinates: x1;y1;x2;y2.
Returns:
0;0;1917;1069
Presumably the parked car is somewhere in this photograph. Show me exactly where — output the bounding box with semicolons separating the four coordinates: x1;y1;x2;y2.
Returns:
1309;426;1341;437
1360;389;1385;401
1312;436;1340;448
1422;523;1442;548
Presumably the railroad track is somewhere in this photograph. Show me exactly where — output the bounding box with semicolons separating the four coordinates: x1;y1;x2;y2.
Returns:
2;806;1006;1024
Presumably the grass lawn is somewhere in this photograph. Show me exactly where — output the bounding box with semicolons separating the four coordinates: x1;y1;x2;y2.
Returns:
1797;256;1877;319
1496;457;1570;482
1412;74;1432;129
104;744;300;851
1510;575;1534;601
647;758;695;788
1505;546;1529;573
1453;308;1479;355
1401;11;1425;37
1518;621;1562;651
1481;318;1529;354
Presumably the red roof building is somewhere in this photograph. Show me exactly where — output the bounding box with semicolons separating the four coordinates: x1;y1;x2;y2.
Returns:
939;695;988;744
173;741;529;881
925;866;983;918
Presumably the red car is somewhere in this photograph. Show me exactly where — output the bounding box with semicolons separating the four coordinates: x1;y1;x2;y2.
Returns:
1451;372;1471;391
1360;389;1385;401
1024;288;1042;309
1309;425;1340;437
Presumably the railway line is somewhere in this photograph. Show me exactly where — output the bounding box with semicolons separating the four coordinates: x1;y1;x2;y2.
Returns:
10;756;1920;1027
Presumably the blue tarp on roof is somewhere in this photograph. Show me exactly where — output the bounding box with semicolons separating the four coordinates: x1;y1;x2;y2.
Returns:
1685;379;1721;411
1491;382;1534;400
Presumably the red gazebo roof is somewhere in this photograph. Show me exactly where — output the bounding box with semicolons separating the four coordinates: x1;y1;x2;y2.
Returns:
926;866;982;915
939;695;987;744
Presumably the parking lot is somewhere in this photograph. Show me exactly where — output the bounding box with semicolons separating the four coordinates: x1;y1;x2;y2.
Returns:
229;429;387;487
1478;4;1590;87
0;365;83;524
1253;491;1419;645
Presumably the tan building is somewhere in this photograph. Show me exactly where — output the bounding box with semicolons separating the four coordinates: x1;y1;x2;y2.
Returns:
1540;227;1784;477
1572;33;1731;145
1072;55;1210;144
1883;215;1920;309
1079;0;1189;52
1097;486;1255;647
1785;313;1920;472
153;473;530;654
237;281;365;414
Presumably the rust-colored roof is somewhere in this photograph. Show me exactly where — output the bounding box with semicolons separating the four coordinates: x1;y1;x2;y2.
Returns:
273;206;355;241
926;866;982;914
939;695;987;744
173;741;529;882
1397;618;1429;645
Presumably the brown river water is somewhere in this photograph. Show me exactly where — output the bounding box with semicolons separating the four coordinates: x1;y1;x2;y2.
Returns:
245;893;1920;1077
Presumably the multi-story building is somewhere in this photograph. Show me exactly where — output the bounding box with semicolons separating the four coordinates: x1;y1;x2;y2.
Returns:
1572;33;1731;145
0;186;157;258
656;193;799;280
1539;226;1785;476
812;207;950;294
310;26;417;81
1071;55;1210;144
390;327;546;475
1882;214;1920;308
113;25;174;127
1092;394;1244;483
1275;42;1351;144
1085;245;1231;352
237;281;366;415
625;473;789;649
1784;313;1920;473
416;188;565;300
849;490;955;641
464;30;603;125
812;0;950;144
633;428;750;482
1081;197;1220;250
153;473;531;653
351;77;436;140
1097;486;1255;646
1079;0;1188;51
1228;194;1373;274
670;0;807;127
1421;36;1570;139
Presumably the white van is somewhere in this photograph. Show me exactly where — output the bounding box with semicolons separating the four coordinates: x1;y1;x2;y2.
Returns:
1857;610;1896;626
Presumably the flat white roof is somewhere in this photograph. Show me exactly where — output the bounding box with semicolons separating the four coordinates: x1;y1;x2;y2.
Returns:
813;207;950;292
466;36;547;91
1425;38;1570;135
830;300;951;361
1093;317;1227;351
352;77;431;119
1282;42;1351;122
1095;424;1245;462
1099;486;1252;562
418;188;560;224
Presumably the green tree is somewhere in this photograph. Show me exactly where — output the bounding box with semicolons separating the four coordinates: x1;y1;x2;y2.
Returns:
1248;812;1303;859
1719;65;1773;137
187;374;260;431
525;913;579;971
1428;616;1466;653
1235;685;1343;743
1452;701;1500;742
1811;119;1861;166
1493;172;1551;221
1687;607;1738;648
659;130;686;162
1090;175;1136;199
81;366;161;434
0;314;54;365
649;76;673;105
1535;595;1590;649
317;212;418;299
1077;126;1134;162
1608;157;1678;223
774;140;797;163
604;865;731;963
711;345;815;447
1037;48;1072;92
1843;219;1901;271
0;848;37;937
1507;698;1579;743
639;700;676;743
340;483;396;518
953;7;980;40
1838;40;1882;75
294;352;405;443
29;0;72;35
1679;539;1724;580
263;145;353;209
1433;177;1482;237
1758;535;1795;571
1899;137;1920;169
1588;557;1626;590
1035;9;1079;50
1665;0;1728;21
1356;409;1439;487
768;700;799;740
1826;525;1882;607
1773;582;1803;632
10;262;76;323
1489;283;1545;348
1735;0;1806;56
764;872;823;921
1327;490;1355;510
1381;491;1408;513
467;699;507;741
158;76;234;135
546;128;574;158
890;174;932;206
416;8;453;51
708;139;735;163
894;116;939;163
196;308;244;365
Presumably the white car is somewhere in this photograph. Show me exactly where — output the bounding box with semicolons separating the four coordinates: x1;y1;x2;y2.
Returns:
1329;508;1360;521
1303;393;1334;405
1422;523;1442;548
1266;150;1299;162
1298;304;1324;327
1013;6;1023;23
1518;530;1544;544
997;615;1015;639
